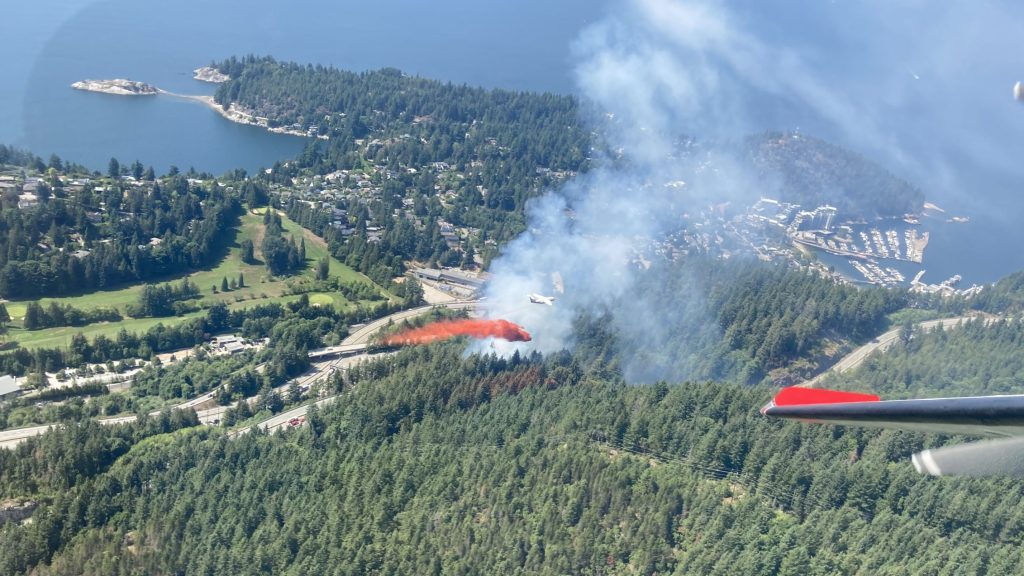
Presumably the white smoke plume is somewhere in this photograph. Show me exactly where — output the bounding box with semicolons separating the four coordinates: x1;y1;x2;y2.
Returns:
479;0;1024;380
481;0;767;380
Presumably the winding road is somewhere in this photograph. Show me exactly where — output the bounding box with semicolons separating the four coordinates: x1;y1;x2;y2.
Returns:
0;300;480;449
6;303;976;448
800;315;990;388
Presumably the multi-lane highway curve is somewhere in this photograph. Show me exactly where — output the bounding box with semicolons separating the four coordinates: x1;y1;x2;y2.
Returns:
0;404;231;450
0;300;480;449
0;306;997;449
800;315;990;388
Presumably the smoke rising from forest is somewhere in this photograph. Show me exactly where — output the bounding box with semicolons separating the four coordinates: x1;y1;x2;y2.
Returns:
480;0;763;381
480;0;1024;381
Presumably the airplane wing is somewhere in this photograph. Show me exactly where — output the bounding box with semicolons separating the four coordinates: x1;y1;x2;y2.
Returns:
762;386;1024;477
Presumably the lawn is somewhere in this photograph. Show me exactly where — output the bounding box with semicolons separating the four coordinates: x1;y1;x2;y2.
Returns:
6;311;206;349
3;209;393;349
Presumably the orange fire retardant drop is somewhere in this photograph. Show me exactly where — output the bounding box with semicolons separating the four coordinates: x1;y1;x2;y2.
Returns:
384;319;532;346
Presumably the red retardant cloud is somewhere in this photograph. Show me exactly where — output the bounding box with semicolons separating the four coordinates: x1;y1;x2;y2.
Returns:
384;319;532;346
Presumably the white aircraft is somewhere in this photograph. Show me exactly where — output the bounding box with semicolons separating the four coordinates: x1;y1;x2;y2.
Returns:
762;386;1024;477
528;293;556;306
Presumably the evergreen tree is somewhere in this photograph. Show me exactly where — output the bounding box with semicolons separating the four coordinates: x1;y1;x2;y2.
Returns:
23;302;42;330
899;318;915;347
240;239;255;263
316;256;329;281
461;243;476;269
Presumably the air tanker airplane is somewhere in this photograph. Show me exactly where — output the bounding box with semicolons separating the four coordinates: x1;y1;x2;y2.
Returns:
528;293;556;306
762;386;1024;477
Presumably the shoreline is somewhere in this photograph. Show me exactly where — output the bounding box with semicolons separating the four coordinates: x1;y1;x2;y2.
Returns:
163;92;322;139
72;77;325;140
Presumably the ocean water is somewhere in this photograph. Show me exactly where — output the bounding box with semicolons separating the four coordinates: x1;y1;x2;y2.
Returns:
810;215;989;288
3;0;1024;285
3;0;601;175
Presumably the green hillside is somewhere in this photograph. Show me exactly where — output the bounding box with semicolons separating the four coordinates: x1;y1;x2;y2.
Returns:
2;209;390;350
3;343;1023;575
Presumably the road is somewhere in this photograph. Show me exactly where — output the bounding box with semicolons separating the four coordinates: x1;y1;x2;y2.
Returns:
800;315;989;388
0;299;480;449
236;396;340;436
2;304;988;449
234;301;477;434
232;352;403;437
340;300;478;346
0;424;57;449
0;401;235;450
0;358;354;449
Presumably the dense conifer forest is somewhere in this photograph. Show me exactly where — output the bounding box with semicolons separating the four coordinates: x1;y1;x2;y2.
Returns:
586;259;908;384
747;133;925;218
825;316;1024;398
3;343;1024;575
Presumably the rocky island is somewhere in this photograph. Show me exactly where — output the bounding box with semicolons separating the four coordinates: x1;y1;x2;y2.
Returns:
193;66;230;83
71;78;159;96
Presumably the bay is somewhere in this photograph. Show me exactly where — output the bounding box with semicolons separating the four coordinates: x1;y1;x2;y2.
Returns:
4;0;602;175
3;0;1023;285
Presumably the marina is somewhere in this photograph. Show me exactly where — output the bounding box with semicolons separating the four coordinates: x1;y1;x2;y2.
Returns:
742;196;983;289
793;225;928;265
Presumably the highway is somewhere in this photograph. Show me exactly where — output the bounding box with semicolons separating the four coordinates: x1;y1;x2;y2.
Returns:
0;299;479;449
800;315;990;388
0;424;56;449
241;302;480;435
0;357;356;449
237;396;340;436
0;401;235;450
340;300;478;346
2;305;985;448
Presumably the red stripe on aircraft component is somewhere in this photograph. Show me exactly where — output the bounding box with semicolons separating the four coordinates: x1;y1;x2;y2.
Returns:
773;386;880;407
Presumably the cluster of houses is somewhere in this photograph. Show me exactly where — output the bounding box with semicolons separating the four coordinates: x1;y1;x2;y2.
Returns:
274;162;485;263
0;175;44;209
